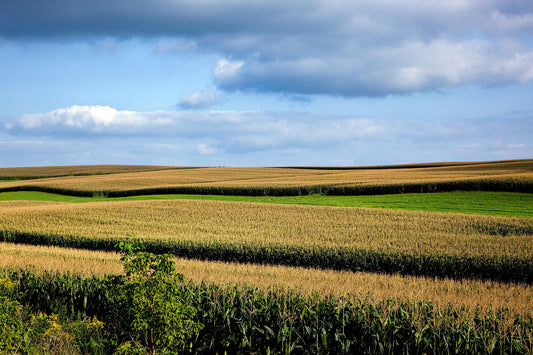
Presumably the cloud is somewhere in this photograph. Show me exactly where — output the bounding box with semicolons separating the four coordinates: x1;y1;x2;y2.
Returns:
179;91;222;109
214;39;533;96
197;143;216;155
1;1;532;97
3;105;171;135
4;104;531;152
2;105;387;145
1;105;532;166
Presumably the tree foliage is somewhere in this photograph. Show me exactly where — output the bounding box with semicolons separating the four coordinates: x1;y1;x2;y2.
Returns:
113;236;203;354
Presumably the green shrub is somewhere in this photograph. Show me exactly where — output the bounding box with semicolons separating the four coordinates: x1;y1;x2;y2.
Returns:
110;238;203;354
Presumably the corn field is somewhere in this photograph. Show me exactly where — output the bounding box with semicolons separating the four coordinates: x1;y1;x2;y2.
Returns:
0;164;176;180
2;269;532;354
1;160;532;353
1;199;532;282
1;242;532;314
1;159;532;196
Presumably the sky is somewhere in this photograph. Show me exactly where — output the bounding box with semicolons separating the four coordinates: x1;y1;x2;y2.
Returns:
1;0;532;167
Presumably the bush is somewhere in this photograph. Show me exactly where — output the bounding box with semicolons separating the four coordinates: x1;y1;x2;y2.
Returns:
110;237;203;354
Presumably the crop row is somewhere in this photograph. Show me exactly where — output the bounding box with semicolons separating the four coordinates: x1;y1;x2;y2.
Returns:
2;241;532;314
1;199;531;259
2;268;532;354
1;160;532;196
2;175;533;197
2;230;532;284
0;164;178;180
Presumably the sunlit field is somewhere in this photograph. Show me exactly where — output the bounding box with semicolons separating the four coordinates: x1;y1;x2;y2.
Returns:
1;160;532;353
1;160;532;197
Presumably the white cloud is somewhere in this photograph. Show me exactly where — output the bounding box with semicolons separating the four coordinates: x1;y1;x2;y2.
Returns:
1;105;532;166
5;105;172;135
179;91;222;109
213;60;244;81
197;143;216;155
488;11;533;34
2;106;394;151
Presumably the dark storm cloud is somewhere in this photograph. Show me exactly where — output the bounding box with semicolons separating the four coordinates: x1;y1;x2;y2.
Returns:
1;0;532;97
0;0;306;38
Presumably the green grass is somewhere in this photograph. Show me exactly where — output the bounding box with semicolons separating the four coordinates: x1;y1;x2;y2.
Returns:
0;191;100;203
1;191;532;217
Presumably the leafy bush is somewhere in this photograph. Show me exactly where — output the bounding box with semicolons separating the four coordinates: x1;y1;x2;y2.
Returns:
110;238;203;354
0;239;203;354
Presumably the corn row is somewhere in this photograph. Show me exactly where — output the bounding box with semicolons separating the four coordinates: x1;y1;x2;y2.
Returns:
3;269;532;354
2;230;532;283
1;160;532;196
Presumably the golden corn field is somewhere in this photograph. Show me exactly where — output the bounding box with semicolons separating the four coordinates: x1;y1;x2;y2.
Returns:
1;159;532;196
1;160;532;353
1;199;531;258
0;164;176;179
0;242;531;315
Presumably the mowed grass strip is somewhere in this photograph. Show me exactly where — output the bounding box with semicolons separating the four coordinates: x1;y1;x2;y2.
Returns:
1;190;532;217
1;242;531;315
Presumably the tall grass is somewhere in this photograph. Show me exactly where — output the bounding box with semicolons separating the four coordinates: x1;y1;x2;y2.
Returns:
2;230;532;283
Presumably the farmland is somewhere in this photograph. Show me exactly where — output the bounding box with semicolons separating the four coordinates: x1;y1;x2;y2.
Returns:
1;242;532;314
0;164;178;180
2;190;533;217
1;160;532;353
1;159;532;197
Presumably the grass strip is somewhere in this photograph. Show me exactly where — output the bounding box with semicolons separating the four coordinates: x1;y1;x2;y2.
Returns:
2;230;532;284
3;269;532;354
1;190;532;217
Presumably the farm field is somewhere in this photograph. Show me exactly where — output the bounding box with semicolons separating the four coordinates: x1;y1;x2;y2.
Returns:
0;164;178;180
1;159;532;197
1;199;532;262
1;190;533;217
1;160;532;353
1;242;532;313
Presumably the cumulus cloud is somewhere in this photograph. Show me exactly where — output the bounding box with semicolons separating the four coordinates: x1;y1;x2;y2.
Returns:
2;105;387;145
3;105;531;154
1;0;532;97
179;91;222;109
1;105;531;165
3;105;173;135
214;39;533;96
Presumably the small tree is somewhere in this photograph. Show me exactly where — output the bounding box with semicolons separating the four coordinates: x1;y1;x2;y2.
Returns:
113;237;202;354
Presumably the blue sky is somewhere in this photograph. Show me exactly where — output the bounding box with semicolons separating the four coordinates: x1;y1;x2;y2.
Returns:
1;0;532;167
